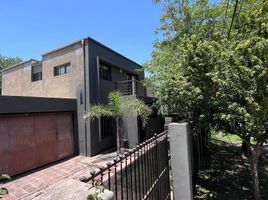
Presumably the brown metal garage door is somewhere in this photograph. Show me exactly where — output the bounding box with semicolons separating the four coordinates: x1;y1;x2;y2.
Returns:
0;112;74;176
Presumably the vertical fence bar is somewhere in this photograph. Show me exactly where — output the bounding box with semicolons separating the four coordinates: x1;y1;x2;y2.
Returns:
107;162;112;190
133;148;138;200
137;145;142;199
124;152;129;200
129;150;133;200
141;143;145;197
166;134;171;200
114;159;118;200
119;155;124;200
90;170;96;186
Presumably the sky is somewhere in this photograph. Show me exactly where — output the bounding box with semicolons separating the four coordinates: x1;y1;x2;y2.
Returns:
0;0;163;65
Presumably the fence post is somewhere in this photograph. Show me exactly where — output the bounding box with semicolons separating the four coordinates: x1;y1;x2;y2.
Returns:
168;122;193;200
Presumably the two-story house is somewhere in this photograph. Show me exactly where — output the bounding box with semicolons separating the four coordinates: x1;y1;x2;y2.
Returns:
2;37;163;156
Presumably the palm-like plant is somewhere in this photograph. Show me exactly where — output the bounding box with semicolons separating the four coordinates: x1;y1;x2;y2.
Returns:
83;91;152;154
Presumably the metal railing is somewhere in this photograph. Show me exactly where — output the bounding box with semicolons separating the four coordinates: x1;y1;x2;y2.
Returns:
81;132;170;200
191;127;208;187
114;80;147;96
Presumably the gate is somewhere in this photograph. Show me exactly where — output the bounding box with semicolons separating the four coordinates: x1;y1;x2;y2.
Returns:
0;112;74;176
81;131;170;200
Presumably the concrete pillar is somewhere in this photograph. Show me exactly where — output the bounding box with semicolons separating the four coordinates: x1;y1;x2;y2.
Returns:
168;122;193;200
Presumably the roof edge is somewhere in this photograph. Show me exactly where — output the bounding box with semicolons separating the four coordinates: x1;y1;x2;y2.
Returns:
42;36;143;68
2;59;39;72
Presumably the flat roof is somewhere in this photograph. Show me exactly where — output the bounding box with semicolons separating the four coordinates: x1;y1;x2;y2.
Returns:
2;36;142;72
42;36;142;68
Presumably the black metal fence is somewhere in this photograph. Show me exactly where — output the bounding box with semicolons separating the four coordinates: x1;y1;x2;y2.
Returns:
81;131;170;200
191;127;209;186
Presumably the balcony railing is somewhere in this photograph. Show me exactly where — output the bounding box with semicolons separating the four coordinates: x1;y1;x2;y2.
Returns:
114;80;146;96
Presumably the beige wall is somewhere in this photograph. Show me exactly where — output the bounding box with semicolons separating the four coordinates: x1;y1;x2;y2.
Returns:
2;43;84;99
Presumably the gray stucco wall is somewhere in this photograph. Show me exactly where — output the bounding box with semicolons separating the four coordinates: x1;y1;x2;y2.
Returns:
87;39;144;155
1;37;146;157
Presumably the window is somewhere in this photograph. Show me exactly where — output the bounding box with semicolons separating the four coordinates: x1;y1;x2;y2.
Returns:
54;63;71;76
31;64;42;82
101;117;115;138
32;72;42;82
99;64;111;81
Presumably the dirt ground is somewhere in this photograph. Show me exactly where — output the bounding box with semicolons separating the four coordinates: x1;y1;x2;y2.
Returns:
194;139;268;200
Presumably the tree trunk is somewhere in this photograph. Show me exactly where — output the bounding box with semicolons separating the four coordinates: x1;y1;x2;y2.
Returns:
241;136;250;158
250;144;261;200
115;118;121;155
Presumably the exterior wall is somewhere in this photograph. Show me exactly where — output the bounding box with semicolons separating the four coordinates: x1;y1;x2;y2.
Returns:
1;37;146;157
2;41;88;156
87;40;144;155
2;44;84;99
2;60;39;96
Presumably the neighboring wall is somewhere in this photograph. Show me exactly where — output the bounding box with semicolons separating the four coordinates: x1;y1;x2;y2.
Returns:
2;41;88;157
2;43;85;99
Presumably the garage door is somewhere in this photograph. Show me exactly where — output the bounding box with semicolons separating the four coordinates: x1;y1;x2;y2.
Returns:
0;112;74;176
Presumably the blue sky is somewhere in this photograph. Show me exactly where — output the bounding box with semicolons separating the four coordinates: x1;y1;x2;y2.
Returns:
0;0;163;65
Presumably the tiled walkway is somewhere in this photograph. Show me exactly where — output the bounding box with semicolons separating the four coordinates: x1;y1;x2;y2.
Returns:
2;155;111;200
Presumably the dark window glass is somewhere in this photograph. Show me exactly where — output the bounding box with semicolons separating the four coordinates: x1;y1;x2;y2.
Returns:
101;117;115;138
100;64;111;81
54;63;71;76
32;72;42;82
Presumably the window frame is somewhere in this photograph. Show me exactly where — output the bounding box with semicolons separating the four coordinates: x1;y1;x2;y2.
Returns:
54;63;71;76
99;63;112;81
32;72;42;82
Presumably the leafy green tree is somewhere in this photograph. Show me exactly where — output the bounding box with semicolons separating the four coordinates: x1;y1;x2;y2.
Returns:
83;91;152;154
210;2;268;199
146;0;268;199
0;54;22;94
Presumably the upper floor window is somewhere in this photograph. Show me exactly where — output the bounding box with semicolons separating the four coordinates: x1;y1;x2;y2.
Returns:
99;64;111;81
31;64;42;82
32;72;42;82
54;63;71;76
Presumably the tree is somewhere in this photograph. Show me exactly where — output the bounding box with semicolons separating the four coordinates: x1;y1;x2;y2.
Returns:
83;91;152;154
146;0;268;199
0;54;22;94
210;2;268;199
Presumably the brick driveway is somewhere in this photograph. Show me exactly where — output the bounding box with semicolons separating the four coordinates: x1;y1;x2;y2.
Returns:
1;155;110;200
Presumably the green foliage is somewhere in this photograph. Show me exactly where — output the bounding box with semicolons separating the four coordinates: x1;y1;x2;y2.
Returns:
84;91;152;153
146;1;267;198
87;180;104;200
0;173;11;198
83;91;152;127
211;131;242;143
146;0;268;143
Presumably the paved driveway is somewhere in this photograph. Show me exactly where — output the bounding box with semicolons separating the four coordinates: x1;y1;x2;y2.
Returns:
1;155;111;200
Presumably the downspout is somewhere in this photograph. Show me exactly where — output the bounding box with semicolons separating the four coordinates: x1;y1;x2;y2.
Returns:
82;39;88;156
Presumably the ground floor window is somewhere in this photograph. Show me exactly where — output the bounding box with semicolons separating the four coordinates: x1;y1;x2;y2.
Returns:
101;117;115;139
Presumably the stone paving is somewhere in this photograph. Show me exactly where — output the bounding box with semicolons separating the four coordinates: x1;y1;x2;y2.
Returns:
1;155;112;200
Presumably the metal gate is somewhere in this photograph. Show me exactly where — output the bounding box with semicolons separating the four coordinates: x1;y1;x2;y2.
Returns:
81;131;170;200
0;112;74;176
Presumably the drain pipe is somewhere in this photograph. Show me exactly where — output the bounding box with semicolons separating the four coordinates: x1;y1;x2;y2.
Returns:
82;39;88;156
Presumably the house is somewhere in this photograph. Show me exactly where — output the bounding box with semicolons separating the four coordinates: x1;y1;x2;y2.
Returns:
2;37;164;157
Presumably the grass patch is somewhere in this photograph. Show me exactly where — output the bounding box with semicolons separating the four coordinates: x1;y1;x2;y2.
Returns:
211;132;242;143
